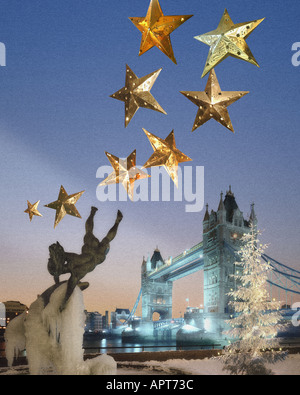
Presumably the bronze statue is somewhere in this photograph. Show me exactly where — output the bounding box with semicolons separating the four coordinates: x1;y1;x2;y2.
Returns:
47;207;123;311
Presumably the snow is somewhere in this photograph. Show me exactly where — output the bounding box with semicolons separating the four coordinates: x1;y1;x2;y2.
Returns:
4;284;117;375
116;353;300;375
1;353;299;375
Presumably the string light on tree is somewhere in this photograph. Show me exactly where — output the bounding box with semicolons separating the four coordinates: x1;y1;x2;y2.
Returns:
221;224;287;375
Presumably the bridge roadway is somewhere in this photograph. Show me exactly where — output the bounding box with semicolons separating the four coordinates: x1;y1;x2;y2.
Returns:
148;241;204;282
153;318;184;331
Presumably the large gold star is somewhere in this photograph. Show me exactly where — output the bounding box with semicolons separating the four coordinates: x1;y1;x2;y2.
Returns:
195;9;265;77
24;200;43;222
142;129;192;187
129;0;193;64
180;69;249;133
110;64;166;128
100;150;150;201
45;186;85;228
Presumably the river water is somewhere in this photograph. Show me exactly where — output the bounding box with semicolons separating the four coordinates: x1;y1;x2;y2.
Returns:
0;336;221;360
83;336;221;354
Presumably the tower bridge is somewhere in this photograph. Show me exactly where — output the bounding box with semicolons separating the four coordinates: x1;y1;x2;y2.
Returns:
127;186;300;337
147;241;204;282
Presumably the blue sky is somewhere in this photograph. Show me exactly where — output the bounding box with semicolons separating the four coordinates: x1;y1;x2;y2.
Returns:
0;0;299;316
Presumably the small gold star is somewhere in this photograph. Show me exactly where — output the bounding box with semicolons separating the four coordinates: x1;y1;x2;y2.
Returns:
129;0;193;64
110;64;166;127
142;129;192;187
24;200;43;222
100;150;150;201
45;186;85;228
180;69;249;133
195;9;265;77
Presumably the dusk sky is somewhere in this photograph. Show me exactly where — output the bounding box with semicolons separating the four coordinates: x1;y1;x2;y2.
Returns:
0;0;299;319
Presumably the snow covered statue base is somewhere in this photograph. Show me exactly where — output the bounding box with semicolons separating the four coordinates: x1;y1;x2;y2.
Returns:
5;283;116;375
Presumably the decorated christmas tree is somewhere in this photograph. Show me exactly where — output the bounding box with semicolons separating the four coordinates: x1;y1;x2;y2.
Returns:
222;223;287;375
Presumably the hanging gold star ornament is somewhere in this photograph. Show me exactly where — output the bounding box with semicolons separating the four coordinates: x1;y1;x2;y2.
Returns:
24;200;43;222
195;9;265;78
129;0;193;64
180;69;249;133
142;129;192;187
45;185;85;228
100;150;150;201
110;65;166;127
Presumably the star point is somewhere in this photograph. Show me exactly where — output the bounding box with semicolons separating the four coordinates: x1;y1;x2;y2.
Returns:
45;186;85;228
180;69;249;133
24;200;43;222
111;65;166;128
195;9;264;77
100;150;150;201
129;0;193;64
142;128;192;187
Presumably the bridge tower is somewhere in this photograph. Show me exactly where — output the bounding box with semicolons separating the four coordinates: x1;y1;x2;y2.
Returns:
202;186;256;334
141;248;173;322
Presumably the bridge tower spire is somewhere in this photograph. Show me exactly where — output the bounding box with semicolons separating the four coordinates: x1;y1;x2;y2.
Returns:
249;202;258;228
217;192;226;223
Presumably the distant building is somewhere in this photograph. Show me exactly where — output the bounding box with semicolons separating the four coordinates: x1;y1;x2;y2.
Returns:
84;311;104;333
104;311;109;329
3;301;28;327
111;308;131;329
1;301;28;351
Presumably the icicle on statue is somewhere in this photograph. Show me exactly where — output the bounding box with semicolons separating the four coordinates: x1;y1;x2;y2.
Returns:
5;207;123;375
